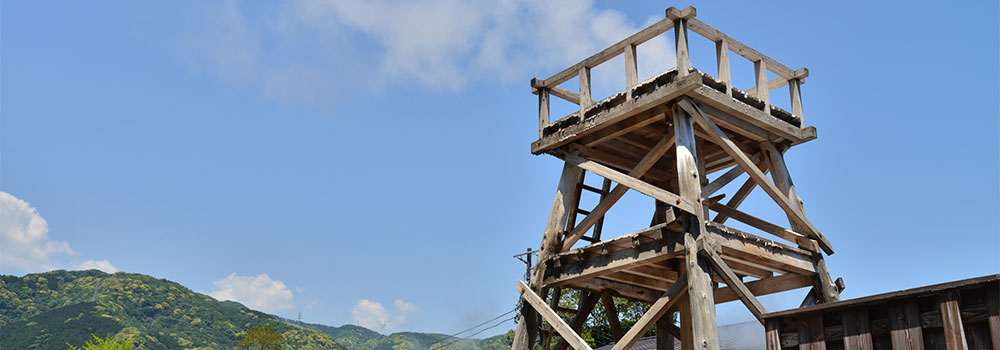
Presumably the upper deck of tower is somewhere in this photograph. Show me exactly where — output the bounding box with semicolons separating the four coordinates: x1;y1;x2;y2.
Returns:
530;6;815;157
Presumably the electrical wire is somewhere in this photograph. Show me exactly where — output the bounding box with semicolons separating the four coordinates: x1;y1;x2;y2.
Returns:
424;308;518;349
430;316;516;350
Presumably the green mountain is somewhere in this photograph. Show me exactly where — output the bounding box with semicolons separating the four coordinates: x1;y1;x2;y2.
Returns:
0;270;512;350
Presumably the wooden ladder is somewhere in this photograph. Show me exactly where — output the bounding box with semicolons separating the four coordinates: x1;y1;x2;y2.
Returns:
565;172;612;244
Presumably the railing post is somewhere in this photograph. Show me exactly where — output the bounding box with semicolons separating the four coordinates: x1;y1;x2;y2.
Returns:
755;60;770;114
715;39;731;96
539;87;550;139
625;43;638;99
789;78;803;120
579;66;592;118
667;7;695;76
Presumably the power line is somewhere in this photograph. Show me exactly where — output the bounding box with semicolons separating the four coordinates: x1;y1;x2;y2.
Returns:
424;308;517;349
430;316;516;350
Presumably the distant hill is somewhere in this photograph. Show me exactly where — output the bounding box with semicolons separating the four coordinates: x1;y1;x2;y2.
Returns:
0;270;511;350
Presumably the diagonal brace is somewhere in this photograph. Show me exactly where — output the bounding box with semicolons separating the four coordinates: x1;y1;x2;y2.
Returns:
562;152;699;217
611;275;688;350
562;134;675;251
677;98;833;255
697;240;768;324
516;281;594;350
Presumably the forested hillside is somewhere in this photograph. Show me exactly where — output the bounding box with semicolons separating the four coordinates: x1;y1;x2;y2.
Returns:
0;270;511;350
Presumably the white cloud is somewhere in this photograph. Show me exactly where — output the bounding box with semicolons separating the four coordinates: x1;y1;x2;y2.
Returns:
208;273;295;314
353;298;418;331
186;0;674;103
77;260;119;274
0;192;74;273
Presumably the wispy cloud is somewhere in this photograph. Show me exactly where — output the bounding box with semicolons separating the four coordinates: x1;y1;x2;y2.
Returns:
184;0;674;104
353;298;418;331
208;273;295;313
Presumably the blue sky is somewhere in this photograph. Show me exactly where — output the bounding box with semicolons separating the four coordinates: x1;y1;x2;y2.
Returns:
1;0;998;336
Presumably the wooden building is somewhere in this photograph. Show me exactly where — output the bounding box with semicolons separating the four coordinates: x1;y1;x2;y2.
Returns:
763;275;1000;350
512;6;842;350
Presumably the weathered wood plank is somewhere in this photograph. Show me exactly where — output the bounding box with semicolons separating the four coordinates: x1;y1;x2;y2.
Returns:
562;152;699;215
686;85;815;144
612;275;688;350
940;290;968;350
888;300;924;350
988;283;1000;350
517;281;594;350
702;164;745;198
550;86;582;105
540;89;551;139
766;319;781;350
709;202;818;252
842;307;873;350
797;313;826;350
554;292;601;350
673;18;691;76
544;225;685;287
715;39;731;96
602;295;624;341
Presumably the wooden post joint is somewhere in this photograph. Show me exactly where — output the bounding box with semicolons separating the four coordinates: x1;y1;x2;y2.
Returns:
665;6;697;20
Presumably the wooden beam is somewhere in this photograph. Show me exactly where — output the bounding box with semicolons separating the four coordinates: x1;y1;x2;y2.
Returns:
699;241;767;324
545;224;685;287
843;307;874;350
686;18;795;79
516;281;594;350
563;134;675;250
580;67;592;117
625;44;638;93
673;17;691;76
562;152;699;215
765;319;781;350
540;89;550;139
940;290;969;350
611;275;688;350
712;167;766;224
714;270;812;304
532;18;674;89
702;164;745;197
686;85;814;144
754;60;770;114
550;86;582;105
789;78;804;120
657;317;677;350
679;98;833;255
601;295;624;341
709;202;818;252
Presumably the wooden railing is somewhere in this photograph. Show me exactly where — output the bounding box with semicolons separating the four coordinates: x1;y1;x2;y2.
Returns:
532;6;809;138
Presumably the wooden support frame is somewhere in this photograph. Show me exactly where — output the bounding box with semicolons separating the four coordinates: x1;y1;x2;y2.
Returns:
517;281;594;350
562;132;676;250
678;98;833;255
601;295;624;341
554;292;600;350
561;151;699;217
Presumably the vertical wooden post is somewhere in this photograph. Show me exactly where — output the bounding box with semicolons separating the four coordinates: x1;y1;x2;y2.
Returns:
715;40;731;96
657;317;676;350
512;162;585;350
754;60;769;114
625;43;639;99
762;142;839;303
789;78;804;120
539;88;550;139
765;319;782;350
679;298;694;350
674;19;691;76
842;308;873;350
673;106;719;350
543;288;563;350
987;283;1000;350
579;67;592;118
940;291;969;350
797;313;826;350
889;300;924;350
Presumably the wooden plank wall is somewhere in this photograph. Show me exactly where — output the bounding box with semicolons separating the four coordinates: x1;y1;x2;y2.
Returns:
764;280;999;350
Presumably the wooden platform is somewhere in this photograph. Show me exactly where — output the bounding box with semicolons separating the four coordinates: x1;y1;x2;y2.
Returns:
762;275;1000;350
541;212;818;305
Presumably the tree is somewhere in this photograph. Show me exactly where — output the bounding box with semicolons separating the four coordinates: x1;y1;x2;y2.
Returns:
67;334;136;350
238;326;284;350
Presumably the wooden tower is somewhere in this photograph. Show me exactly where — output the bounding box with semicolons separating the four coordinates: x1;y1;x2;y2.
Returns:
512;7;843;350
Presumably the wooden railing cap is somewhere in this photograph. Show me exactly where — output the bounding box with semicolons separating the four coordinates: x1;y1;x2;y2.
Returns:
793;68;809;79
665;6;697;20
